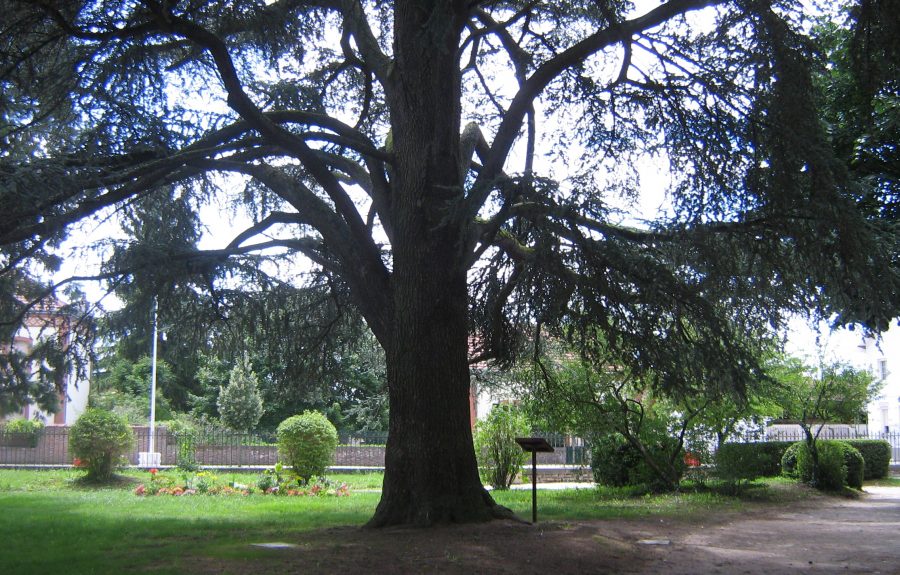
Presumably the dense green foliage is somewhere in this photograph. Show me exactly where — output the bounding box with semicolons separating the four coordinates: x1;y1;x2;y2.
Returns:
845;440;891;479
0;418;43;447
796;441;847;491
90;355;175;423
781;442;804;479
68;408;134;482
769;356;878;487
163;419;198;472
473;404;530;490
276;411;339;483
715;441;795;482
590;424;686;491
2;418;43;435
216;356;264;432
790;440;864;491
840;442;865;490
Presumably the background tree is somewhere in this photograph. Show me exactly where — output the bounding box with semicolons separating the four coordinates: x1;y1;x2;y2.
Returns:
525;338;703;490
473;404;530;490
91;354;176;423
770;354;878;488
2;1;898;525
217;354;264;432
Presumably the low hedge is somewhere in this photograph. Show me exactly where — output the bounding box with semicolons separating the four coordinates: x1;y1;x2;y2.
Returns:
840;442;865;490
715;441;794;481
843;440;891;480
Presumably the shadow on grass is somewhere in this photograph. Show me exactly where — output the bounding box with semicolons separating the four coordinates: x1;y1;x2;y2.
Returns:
0;489;380;575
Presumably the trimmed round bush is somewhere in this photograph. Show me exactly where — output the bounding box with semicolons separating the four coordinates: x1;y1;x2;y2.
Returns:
277;411;339;482
838;442;865;490
797;441;846;490
69;408;134;482
789;440;864;490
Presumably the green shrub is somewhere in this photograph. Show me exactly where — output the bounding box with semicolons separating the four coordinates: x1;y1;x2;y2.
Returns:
590;425;685;491
845;440;891;479
69;408;134;482
473;404;530;490
781;442;804;478
2;418;44;446
795;441;850;491
276;411;338;482
4;418;44;434
838;442;865;490
163;420;198;472
789;440;866;490
715;441;794;482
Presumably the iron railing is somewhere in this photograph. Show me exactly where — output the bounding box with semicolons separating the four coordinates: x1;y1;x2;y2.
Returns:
0;426;589;467
7;426;892;469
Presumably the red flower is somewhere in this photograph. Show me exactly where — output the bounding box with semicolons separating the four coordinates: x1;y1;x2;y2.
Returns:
73;458;87;468
149;468;158;475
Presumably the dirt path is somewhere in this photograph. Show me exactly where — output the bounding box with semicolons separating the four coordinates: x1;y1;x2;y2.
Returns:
626;486;900;574
190;487;900;574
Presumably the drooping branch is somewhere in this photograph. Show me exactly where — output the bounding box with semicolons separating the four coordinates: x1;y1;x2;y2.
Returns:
194;159;393;342
146;4;384;276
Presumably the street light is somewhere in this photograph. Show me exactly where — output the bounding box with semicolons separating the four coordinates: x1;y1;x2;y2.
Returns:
138;297;161;468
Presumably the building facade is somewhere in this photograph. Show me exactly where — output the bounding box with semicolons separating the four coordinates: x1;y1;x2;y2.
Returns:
862;327;900;434
2;300;90;426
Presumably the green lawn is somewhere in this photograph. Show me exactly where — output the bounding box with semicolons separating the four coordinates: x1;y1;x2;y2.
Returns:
0;468;836;574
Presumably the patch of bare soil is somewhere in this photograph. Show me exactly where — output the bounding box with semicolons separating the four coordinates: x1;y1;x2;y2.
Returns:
187;487;900;574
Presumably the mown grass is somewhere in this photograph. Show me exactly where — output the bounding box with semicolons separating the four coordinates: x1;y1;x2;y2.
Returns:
865;476;900;487
0;468;857;575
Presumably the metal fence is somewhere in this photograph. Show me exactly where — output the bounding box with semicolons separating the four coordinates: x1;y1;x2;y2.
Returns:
0;426;589;468
18;426;898;469
0;426;387;468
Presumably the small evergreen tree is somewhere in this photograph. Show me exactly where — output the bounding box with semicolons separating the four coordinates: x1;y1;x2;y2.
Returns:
217;355;263;433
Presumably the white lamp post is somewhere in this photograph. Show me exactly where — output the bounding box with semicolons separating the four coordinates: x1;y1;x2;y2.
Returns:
139;298;162;468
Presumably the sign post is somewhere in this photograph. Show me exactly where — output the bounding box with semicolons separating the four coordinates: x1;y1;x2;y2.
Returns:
515;437;554;523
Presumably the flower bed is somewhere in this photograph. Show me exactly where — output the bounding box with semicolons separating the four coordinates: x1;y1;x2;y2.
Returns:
133;466;351;497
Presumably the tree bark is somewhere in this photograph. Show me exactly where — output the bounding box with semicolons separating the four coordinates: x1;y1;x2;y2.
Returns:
365;0;515;526
367;265;511;526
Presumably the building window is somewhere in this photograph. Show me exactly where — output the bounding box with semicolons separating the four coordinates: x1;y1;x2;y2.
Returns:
878;358;888;380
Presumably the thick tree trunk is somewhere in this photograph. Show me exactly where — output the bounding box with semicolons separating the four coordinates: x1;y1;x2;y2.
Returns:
365;1;515;527
367;265;511;526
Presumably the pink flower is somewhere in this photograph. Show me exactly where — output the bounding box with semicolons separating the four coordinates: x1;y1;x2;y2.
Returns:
134;484;146;496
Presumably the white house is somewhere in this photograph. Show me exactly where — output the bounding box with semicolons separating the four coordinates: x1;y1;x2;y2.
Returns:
2;299;90;426
860;328;900;434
